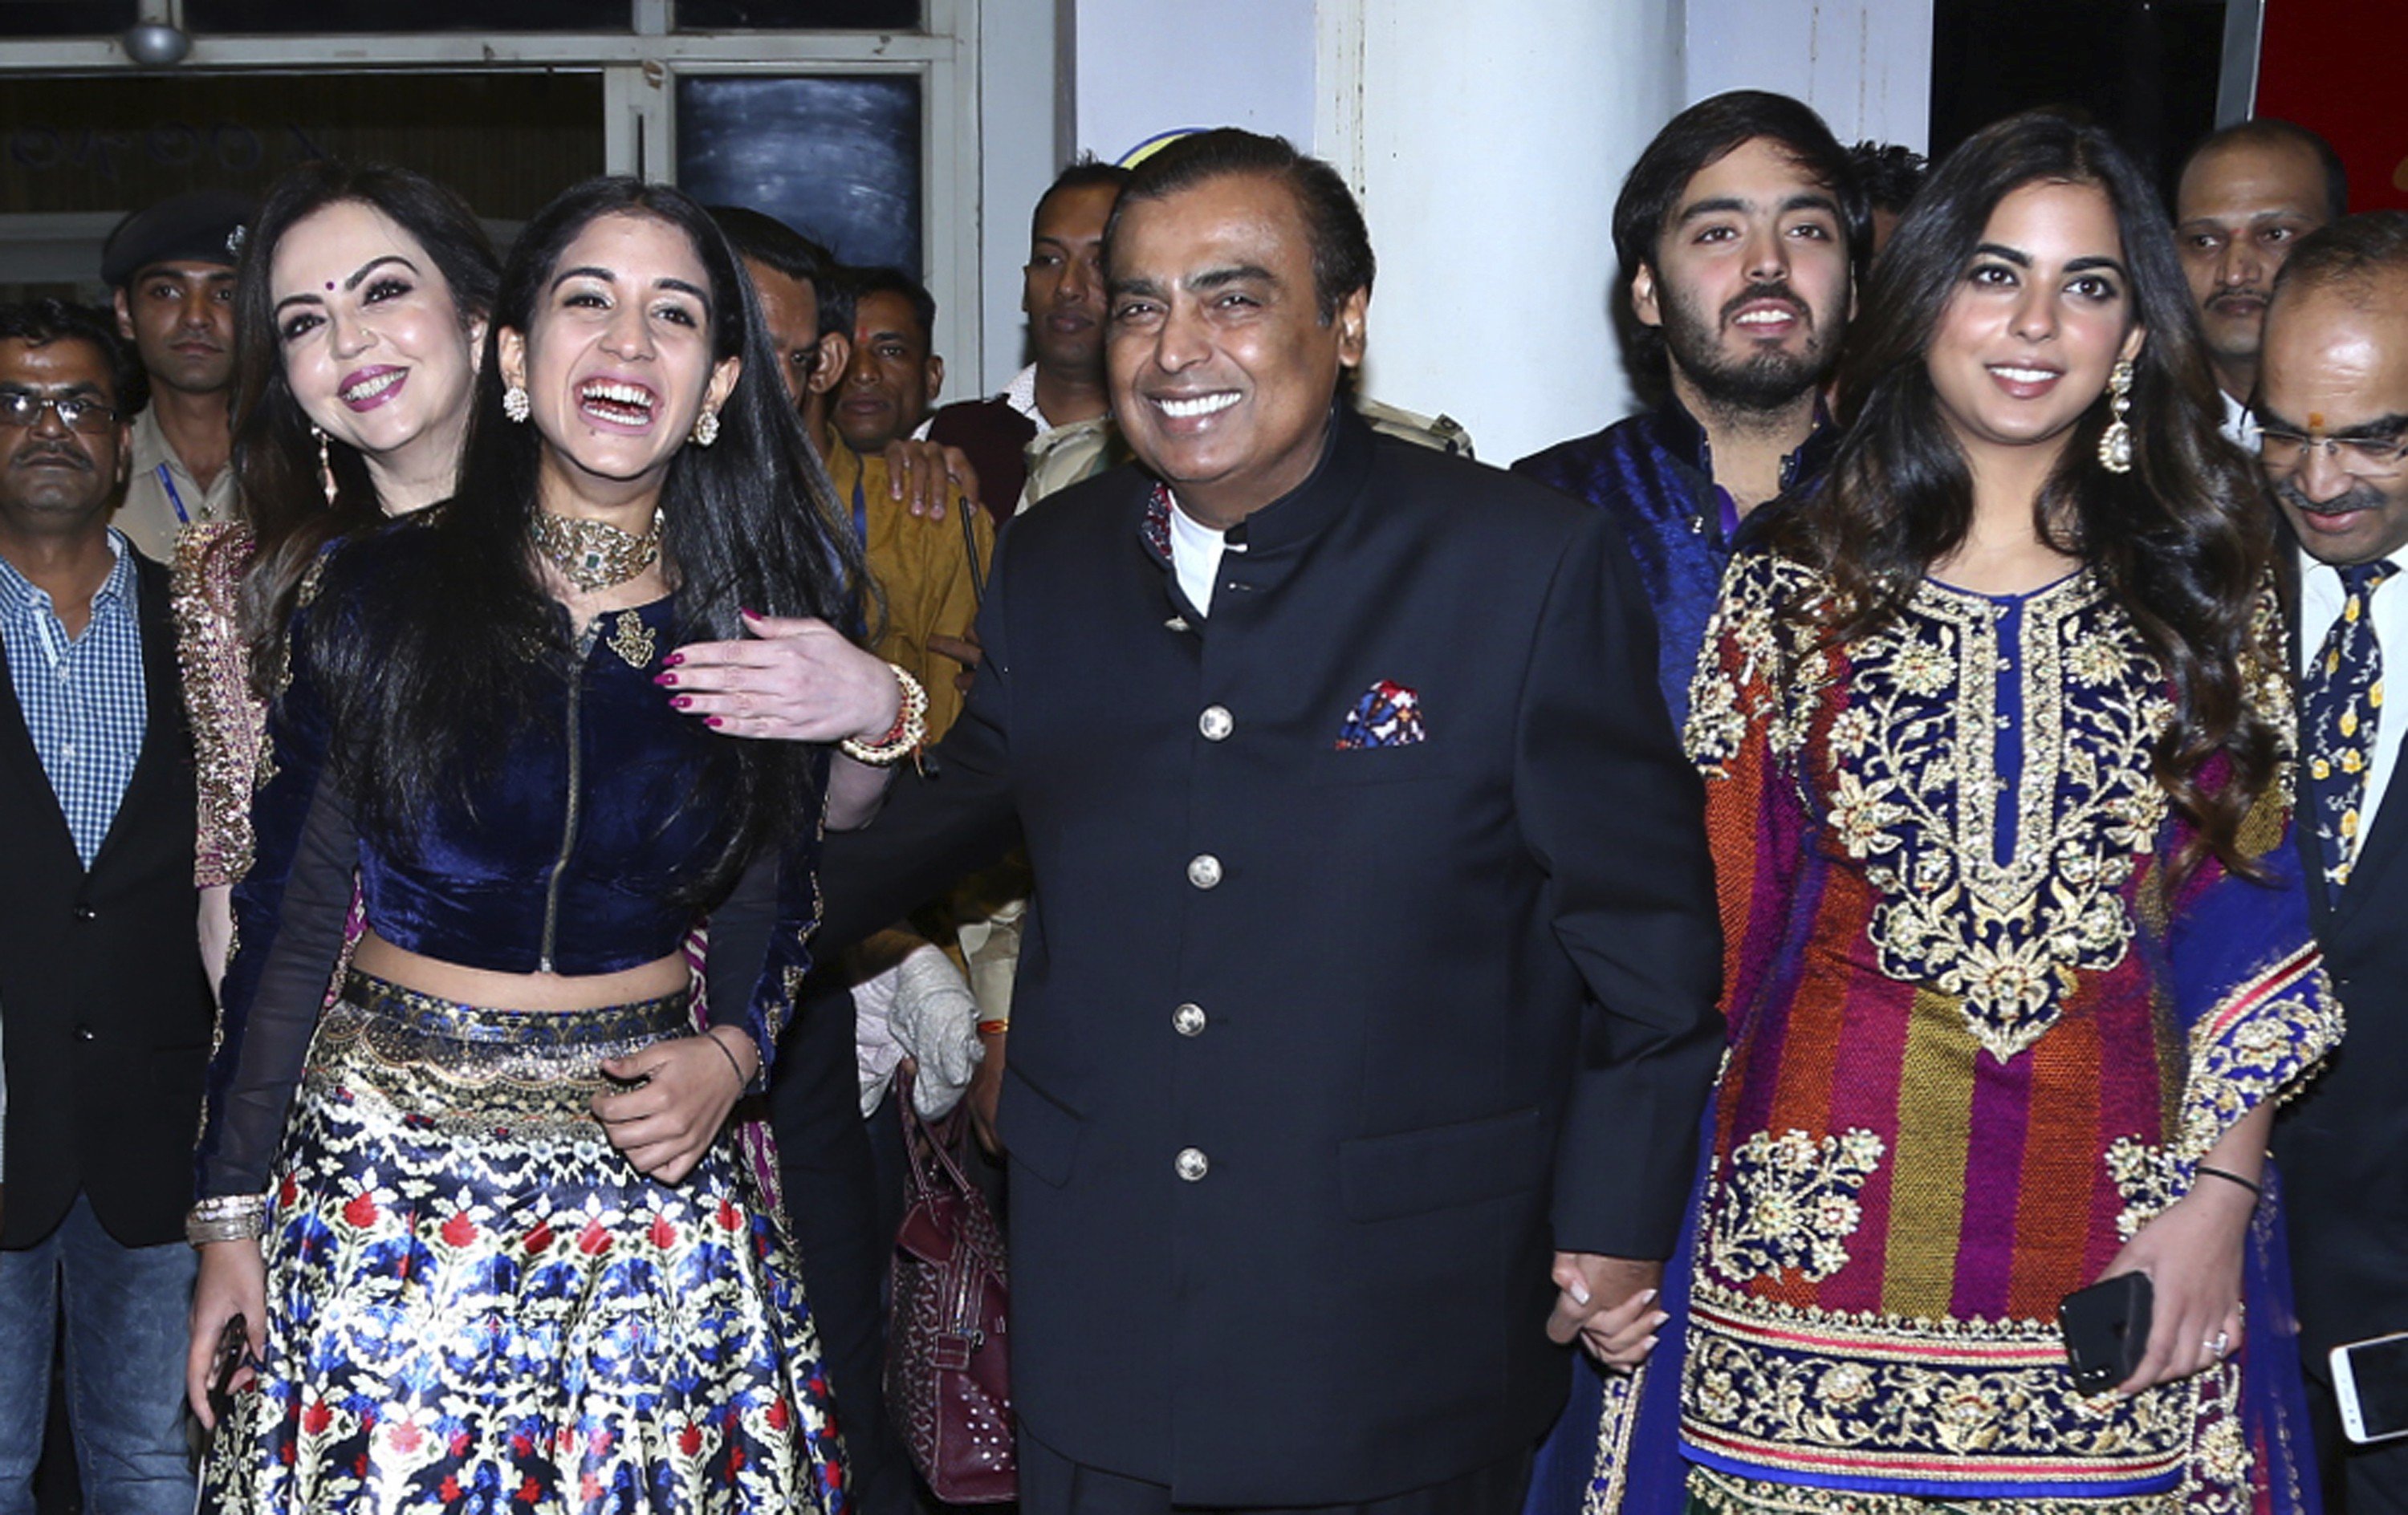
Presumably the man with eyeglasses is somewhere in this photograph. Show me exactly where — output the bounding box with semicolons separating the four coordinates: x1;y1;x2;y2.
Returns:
2260;211;2408;1515
0;299;212;1515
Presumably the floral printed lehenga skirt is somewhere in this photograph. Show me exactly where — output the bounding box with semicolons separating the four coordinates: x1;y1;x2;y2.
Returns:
200;972;847;1513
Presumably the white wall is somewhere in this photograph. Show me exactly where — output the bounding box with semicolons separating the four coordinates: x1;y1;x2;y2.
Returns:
974;0;1063;392
1682;0;1933;152
1071;0;1318;163
1320;0;1687;465
1043;0;1931;461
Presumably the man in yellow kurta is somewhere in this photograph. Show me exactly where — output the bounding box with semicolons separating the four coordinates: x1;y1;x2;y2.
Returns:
821;437;990;742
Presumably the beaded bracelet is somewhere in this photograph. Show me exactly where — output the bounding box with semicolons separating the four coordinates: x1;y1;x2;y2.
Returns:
839;662;929;767
186;1192;269;1247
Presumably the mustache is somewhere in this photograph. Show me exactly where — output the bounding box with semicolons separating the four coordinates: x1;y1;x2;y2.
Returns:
2206;286;2269;312
1721;282;1811;327
12;445;90;469
2275;477;2386;516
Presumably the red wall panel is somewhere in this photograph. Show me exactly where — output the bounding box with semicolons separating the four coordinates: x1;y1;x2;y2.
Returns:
2255;0;2408;213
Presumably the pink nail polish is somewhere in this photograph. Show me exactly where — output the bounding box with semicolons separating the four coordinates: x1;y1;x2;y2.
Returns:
662;652;684;668
653;672;677;686
672;695;693;710
706;715;725;729
738;607;760;621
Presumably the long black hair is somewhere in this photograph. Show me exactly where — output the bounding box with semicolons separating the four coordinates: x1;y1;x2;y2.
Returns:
311;176;862;900
1768;109;2279;882
229;161;500;682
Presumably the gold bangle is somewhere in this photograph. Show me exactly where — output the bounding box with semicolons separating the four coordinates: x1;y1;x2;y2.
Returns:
839;662;929;766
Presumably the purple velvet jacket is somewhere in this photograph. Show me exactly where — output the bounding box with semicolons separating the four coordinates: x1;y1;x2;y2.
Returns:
1511;401;1837;723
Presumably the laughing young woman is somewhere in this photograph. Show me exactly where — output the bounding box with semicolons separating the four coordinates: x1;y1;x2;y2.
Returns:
185;177;911;1513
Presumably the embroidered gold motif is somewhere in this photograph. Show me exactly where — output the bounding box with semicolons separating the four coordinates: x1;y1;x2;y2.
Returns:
607;608;657;670
2105;1136;2183;1241
1679;1286;2209;1487
2174;944;2341;1154
1708;1128;1885;1283
172;522;269;886
1580;1360;1649;1515
1687;558;2179;1061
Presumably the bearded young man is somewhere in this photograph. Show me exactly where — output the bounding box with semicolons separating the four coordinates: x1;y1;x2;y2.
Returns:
1514;91;1864;721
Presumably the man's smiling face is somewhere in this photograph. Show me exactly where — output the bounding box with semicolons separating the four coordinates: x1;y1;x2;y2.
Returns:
1105;171;1366;530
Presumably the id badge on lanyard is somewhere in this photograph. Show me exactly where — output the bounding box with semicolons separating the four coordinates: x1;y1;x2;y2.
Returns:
157;463;192;526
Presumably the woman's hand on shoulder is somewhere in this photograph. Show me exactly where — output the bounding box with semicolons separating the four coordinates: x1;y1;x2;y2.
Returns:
659;611;901;745
593;1027;758;1184
187;1238;266;1428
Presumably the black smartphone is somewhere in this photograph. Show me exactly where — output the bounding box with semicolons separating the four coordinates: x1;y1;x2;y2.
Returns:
2060;1272;2153;1393
2333;1332;2408;1444
206;1313;250;1424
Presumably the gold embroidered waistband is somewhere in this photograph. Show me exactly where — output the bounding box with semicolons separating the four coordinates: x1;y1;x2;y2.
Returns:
303;971;693;1137
1680;1289;2215;1492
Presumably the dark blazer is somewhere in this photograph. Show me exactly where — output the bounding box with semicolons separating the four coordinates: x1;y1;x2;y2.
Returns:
817;409;1725;1505
0;550;213;1250
2273;534;2408;1427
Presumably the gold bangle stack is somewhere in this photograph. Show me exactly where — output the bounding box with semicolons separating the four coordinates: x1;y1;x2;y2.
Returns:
186;1192;269;1247
839;662;929;766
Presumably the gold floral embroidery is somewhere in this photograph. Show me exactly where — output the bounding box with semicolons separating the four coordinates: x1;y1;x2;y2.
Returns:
1707;1128;1886;1283
1689;557;2182;1062
172;522;268;886
1580;1360;1649;1515
1680;1286;2213;1489
2105;1135;2183;1241
2174;942;2341;1155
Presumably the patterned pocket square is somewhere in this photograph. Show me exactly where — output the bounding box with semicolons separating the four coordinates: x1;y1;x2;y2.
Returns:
1335;680;1426;749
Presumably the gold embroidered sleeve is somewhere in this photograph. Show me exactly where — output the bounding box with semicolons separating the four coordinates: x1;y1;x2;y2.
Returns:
173;522;266;887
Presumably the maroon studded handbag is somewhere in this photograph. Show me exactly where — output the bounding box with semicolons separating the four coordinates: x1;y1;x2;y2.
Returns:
885;1067;1015;1501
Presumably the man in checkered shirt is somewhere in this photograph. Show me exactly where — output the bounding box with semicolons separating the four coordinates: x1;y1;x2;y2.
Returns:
0;299;214;1515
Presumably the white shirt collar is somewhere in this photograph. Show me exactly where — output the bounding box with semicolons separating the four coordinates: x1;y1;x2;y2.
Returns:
1002;364;1049;430
2219;389;2260;454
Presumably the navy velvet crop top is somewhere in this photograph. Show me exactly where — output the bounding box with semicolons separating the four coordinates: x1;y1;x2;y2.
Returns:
195;523;824;1200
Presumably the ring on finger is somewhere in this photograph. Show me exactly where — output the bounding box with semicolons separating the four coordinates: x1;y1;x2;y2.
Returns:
2205;1330;2230;1359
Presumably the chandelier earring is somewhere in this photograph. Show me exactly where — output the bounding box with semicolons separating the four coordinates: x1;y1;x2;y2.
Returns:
314;426;338;506
691;408;720;449
502;383;531;424
2097;358;2134;474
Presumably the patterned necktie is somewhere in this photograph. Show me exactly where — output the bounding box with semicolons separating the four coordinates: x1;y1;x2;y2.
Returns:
2304;558;2398;888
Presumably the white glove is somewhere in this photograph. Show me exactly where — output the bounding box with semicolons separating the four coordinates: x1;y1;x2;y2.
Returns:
889;945;982;1119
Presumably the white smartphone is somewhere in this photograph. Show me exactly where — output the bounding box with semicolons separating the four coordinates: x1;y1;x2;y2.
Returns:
2332;1332;2408;1444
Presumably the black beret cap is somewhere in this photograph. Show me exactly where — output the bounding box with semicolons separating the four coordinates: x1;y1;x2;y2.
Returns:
100;189;255;288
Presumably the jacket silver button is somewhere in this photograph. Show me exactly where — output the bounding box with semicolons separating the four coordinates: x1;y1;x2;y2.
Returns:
1187;853;1222;889
1198;705;1234;741
1173;1003;1206;1037
1175;1147;1209;1181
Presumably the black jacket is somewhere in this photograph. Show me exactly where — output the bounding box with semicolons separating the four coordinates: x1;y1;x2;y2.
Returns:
0;550;213;1249
2274;534;2408;1377
817;410;1724;1504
